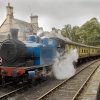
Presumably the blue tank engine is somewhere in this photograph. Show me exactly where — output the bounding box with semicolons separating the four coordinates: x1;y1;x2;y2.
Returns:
25;35;57;66
0;29;62;84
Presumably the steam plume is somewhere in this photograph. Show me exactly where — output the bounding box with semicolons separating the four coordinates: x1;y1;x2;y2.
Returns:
37;28;46;39
52;49;79;80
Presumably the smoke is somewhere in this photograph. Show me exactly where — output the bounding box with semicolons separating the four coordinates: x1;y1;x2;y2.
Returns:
37;28;46;39
37;29;44;37
52;49;79;80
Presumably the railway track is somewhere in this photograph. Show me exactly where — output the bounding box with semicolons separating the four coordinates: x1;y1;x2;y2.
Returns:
0;81;13;88
0;82;29;100
37;60;100;100
0;59;100;100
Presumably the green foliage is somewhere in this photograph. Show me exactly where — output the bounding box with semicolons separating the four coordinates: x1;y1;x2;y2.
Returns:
61;24;79;42
61;17;100;46
61;24;72;38
76;17;100;46
71;26;79;42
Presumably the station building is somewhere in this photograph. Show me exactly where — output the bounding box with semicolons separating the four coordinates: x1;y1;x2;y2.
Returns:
0;3;70;42
0;3;39;41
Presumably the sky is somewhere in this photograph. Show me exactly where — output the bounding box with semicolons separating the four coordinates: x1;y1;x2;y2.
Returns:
0;0;100;31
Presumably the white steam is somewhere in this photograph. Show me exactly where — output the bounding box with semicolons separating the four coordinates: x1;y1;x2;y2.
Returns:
52;49;79;80
37;29;44;37
37;28;46;39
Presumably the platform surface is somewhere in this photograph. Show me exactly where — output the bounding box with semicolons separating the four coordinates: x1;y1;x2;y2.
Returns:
82;66;100;100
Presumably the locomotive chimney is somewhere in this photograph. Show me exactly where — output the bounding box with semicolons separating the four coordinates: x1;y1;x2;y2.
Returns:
10;29;19;39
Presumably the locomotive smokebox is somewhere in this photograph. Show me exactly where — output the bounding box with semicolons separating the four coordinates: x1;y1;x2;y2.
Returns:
10;29;19;40
0;28;27;67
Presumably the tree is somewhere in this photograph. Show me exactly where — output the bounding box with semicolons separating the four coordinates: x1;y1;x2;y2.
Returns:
76;17;100;45
61;24;72;39
71;26;79;42
61;25;79;42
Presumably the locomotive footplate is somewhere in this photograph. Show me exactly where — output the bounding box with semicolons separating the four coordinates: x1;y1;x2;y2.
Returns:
0;62;53;77
24;62;53;71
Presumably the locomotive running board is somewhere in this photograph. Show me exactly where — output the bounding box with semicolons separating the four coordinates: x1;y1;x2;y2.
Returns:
24;62;54;70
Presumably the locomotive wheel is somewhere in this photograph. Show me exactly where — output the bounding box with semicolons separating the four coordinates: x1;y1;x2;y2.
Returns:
12;80;19;84
28;79;33;84
28;78;36;86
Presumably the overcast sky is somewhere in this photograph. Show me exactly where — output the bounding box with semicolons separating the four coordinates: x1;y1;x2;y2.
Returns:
0;0;100;31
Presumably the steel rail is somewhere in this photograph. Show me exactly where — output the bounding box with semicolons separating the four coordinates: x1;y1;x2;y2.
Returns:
0;59;100;99
37;59;100;100
71;65;100;100
0;84;29;99
0;81;13;87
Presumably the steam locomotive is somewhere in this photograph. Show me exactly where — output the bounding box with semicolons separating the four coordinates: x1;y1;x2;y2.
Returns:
0;29;100;85
0;29;65;84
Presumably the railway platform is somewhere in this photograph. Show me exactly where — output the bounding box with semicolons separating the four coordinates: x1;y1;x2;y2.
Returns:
82;66;100;100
